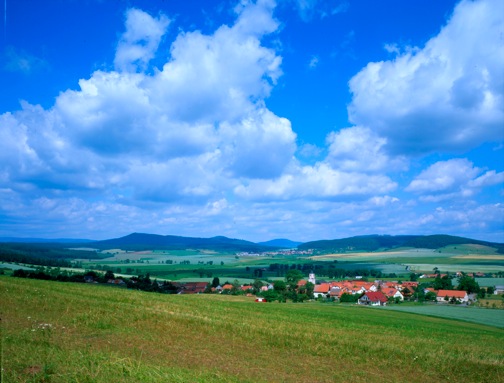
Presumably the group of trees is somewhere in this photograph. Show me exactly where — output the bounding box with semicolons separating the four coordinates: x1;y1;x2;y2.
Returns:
12;268;115;284
259;270;314;303
264;262;398;279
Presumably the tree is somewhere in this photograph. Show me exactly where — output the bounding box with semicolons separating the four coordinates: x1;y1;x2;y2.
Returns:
433;275;453;290
458;275;480;294
231;279;241;295
104;270;115;281
486;286;495;295
252;279;264;294
261;289;278;302
211;277;220;288
298;282;314;299
285;269;303;291
273;280;287;293
425;291;437;301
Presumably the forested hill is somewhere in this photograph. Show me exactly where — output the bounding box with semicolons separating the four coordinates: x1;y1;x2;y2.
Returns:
91;233;274;252
298;234;504;253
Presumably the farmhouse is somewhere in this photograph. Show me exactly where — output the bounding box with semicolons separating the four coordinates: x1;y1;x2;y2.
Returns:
494;285;504;294
358;291;388;306
436;290;468;303
179;282;208;294
382;288;404;301
313;283;331;298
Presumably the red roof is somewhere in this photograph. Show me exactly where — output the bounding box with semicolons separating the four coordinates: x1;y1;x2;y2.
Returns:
314;283;331;293
364;291;388;303
382;288;398;297
437;290;467;298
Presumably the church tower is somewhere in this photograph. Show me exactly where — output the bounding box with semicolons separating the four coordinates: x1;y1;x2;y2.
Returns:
308;271;316;285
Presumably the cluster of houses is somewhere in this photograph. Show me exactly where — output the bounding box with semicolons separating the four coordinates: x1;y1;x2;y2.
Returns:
307;277;471;306
104;271;482;304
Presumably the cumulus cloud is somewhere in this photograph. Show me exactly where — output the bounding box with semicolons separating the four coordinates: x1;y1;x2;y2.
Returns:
114;9;170;72
406;158;504;201
348;0;504;154
326;126;406;172
0;1;294;205
235;162;397;201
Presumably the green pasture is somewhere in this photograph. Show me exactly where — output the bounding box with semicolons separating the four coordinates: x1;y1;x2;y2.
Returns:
0;263;35;271
2;276;504;383
381;304;504;328
308;247;504;273
75;245;504;283
476;277;504;287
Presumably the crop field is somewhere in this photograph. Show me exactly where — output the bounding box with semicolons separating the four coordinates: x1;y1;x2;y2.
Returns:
307;247;504;273
476;277;504;287
380;304;504;328
72;244;504;283
2;276;504;383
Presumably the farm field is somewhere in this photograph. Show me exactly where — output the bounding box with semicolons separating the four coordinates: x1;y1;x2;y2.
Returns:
2;276;504;383
308;247;504;274
380;304;504;328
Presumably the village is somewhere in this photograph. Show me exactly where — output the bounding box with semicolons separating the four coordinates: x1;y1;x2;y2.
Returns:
110;270;500;306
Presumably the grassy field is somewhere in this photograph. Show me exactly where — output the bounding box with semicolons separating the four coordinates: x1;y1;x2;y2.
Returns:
308;247;504;273
381;304;504;328
2;277;504;383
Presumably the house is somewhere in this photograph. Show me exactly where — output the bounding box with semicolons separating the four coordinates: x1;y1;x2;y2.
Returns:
436;290;469;303
329;286;343;299
382;288;404;301
313;283;331;298
222;284;233;291
494;285;504;295
179;282;208;294
358;291;388;306
401;282;418;289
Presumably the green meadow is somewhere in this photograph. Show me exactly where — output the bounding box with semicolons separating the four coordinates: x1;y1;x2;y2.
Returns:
2;276;503;383
76;244;504;282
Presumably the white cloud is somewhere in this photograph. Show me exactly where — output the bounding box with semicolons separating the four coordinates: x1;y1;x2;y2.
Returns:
406;158;504;201
468;170;504;188
294;0;318;21
235;162;397;200
348;0;504;155
308;55;319;68
326;126;407;172
220;108;296;179
0;1;293;207
331;2;349;16
114;9;170;72
406;159;479;193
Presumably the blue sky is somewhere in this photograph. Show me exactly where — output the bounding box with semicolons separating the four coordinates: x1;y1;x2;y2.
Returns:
1;0;503;242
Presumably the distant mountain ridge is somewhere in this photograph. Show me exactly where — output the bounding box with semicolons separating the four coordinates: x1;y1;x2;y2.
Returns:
2;233;502;254
0;237;93;244
298;234;504;253
91;232;275;252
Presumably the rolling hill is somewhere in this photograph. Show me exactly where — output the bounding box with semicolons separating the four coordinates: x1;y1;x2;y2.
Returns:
91;232;275;252
298;234;504;253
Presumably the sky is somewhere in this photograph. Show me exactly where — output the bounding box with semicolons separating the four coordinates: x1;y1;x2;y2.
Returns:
0;0;503;242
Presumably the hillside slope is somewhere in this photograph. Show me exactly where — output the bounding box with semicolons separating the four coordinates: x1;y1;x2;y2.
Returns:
2;277;503;383
91;232;274;252
298;234;504;253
